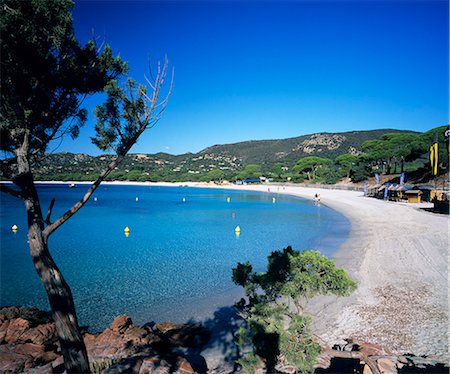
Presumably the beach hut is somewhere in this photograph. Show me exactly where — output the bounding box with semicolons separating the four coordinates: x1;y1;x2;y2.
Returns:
395;185;410;201
405;190;422;203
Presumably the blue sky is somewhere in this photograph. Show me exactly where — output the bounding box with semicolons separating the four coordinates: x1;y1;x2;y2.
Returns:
59;0;449;155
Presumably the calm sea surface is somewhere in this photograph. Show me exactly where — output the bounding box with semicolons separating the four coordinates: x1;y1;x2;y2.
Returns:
0;184;349;331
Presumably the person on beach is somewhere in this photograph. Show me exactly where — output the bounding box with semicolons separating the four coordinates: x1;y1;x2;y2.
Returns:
314;193;321;205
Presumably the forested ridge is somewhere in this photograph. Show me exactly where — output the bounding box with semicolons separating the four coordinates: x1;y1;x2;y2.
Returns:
26;125;448;183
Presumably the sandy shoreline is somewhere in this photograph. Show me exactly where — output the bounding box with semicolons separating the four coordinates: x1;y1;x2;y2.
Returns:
21;181;450;361
207;183;449;362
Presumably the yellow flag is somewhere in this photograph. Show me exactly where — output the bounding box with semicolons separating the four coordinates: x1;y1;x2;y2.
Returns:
429;138;438;176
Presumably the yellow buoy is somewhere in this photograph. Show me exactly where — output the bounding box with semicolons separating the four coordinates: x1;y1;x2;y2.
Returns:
235;225;241;233
124;231;130;238
227;197;231;203
124;226;130;233
12;224;18;232
135;197;139;202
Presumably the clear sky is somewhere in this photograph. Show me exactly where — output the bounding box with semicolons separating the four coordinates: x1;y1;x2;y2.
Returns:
57;0;449;156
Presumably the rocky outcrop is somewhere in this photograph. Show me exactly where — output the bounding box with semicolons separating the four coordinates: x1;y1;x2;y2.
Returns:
0;308;209;373
0;307;59;372
1;307;447;373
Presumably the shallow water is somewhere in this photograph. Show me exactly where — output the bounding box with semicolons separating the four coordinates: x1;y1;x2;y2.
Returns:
0;184;349;331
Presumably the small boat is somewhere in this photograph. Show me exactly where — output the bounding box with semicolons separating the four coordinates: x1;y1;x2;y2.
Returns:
69;183;77;188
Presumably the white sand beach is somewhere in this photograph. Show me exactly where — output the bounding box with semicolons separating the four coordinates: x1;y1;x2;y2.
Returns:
35;181;449;360
202;183;449;361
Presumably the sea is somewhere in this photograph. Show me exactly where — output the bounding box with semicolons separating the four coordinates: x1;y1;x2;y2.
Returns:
0;184;349;332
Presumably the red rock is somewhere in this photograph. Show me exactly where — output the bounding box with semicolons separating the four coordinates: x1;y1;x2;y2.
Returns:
21;323;56;345
0;343;58;372
359;342;393;357
177;357;194;373
0;319;10;343
377;358;397;374
137;355;194;374
111;315;132;333
5;317;31;343
156;322;177;333
28;362;54;374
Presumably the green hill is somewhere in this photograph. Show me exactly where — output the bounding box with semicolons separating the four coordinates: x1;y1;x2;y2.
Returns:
31;128;425;182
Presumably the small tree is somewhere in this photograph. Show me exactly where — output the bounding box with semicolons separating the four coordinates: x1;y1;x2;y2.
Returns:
271;163;285;180
335;154;360;179
207;168;225;183
1;1;172;372
236;164;262;180
232;246;356;373
293;157;332;181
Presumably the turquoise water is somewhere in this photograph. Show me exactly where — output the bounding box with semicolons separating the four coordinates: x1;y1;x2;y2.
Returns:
0;184;349;331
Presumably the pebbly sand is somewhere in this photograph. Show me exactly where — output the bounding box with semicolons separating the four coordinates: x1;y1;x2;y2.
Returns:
207;183;449;363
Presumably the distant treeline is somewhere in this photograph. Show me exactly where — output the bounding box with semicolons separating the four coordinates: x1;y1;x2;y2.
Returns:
25;125;449;184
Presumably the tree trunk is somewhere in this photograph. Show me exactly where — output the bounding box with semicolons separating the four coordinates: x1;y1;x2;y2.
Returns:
15;161;90;373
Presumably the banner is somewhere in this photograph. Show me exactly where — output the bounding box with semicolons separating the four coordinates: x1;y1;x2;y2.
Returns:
375;173;380;184
429;133;438;176
363;181;367;196
384;182;389;200
400;172;405;186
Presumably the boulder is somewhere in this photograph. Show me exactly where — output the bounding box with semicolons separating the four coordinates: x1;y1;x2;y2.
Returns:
138;355;195;374
111;315;133;333
358;342;393;357
376;357;398;374
0;343;58;372
0;308;59;372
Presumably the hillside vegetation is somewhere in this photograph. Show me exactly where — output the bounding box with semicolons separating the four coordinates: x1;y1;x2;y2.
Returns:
28;126;448;184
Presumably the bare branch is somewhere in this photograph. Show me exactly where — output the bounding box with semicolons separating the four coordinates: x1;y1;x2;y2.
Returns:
43;155;122;238
147;54;156;82
144;74;156;90
0;183;23;199
44;57;173;238
45;198;56;225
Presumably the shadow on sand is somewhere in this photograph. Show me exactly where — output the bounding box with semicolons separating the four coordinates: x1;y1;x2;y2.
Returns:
180;306;243;373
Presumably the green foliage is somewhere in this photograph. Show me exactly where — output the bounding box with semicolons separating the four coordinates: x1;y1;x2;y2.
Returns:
28;126;446;183
232;246;356;373
0;0;126;163
207;168;225;182
270;163;285;180
92;78;152;156
90;359;115;374
236;164;262;180
350;163;371;182
293;156;333;181
279;314;321;373
361;133;423;174
335;154;360;178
